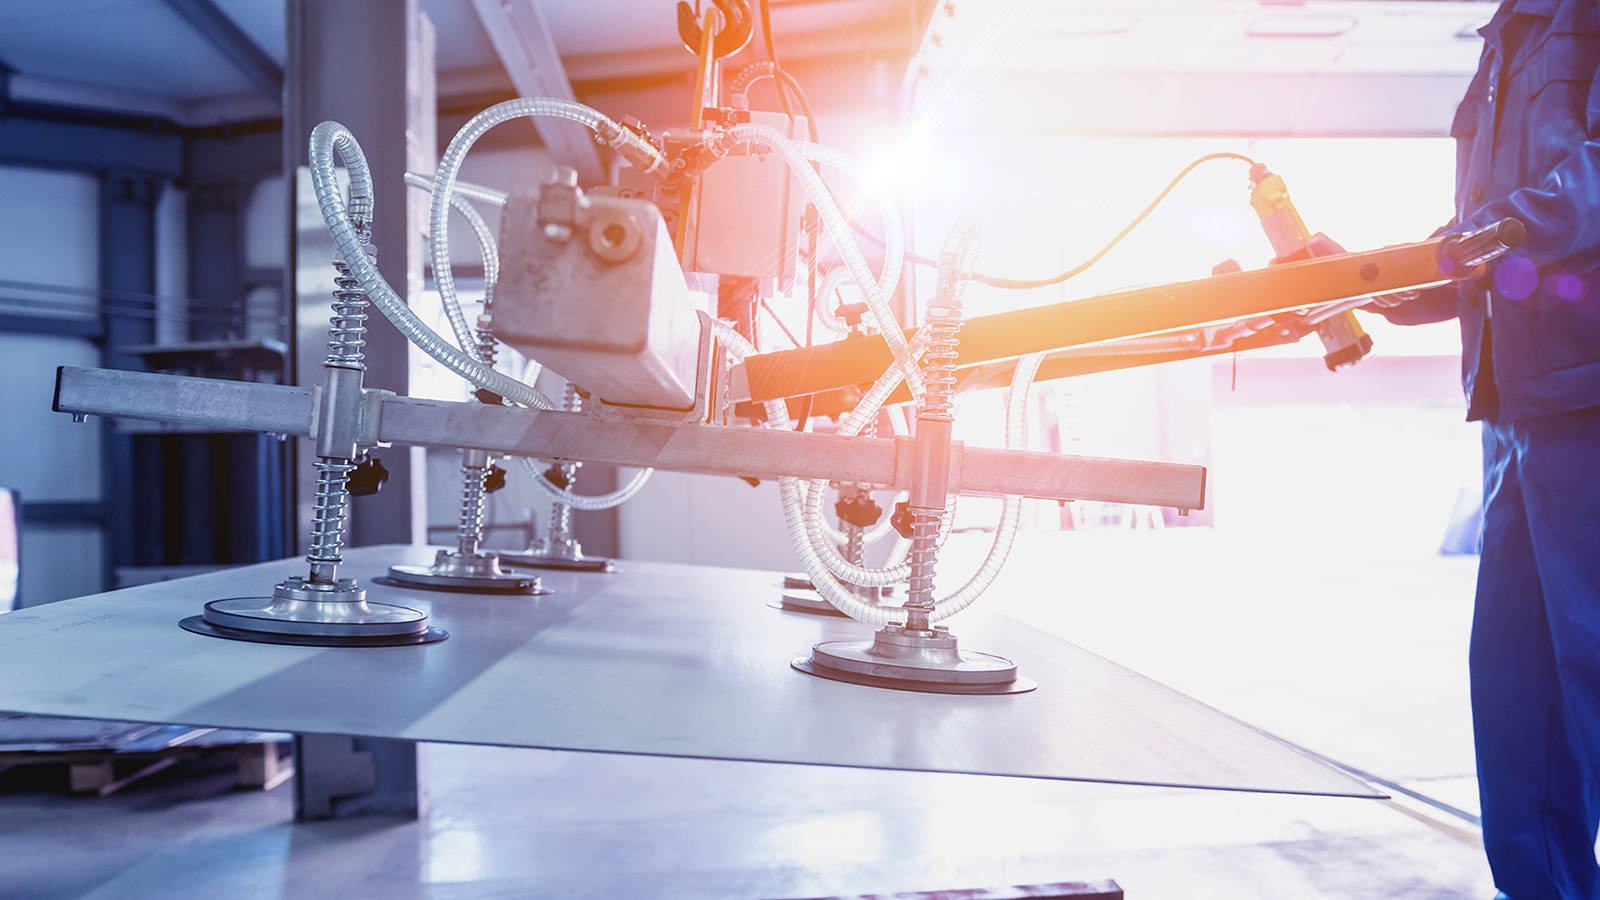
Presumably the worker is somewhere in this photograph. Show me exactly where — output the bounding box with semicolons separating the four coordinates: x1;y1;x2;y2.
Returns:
1370;1;1600;896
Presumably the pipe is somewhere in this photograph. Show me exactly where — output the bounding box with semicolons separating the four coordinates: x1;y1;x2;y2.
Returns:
728;123;921;403
428;98;663;404
404;171;499;354
306;121;553;410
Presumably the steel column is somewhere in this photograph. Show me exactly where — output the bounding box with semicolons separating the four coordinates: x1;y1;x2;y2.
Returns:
294;734;425;820
99;173;161;592
284;0;433;550
283;0;435;820
186;182;244;341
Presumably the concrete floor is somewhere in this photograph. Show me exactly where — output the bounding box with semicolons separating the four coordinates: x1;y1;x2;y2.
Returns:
0;532;1496;898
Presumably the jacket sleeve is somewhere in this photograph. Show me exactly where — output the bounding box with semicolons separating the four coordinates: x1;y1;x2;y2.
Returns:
1465;65;1600;264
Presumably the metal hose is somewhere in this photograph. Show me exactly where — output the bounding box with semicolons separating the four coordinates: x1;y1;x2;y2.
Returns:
308;121;553;410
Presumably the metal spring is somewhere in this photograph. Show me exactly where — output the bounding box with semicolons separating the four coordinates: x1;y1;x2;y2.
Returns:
843;516;873;600
904;511;941;626
325;251;371;368
457;461;490;556
549;492;574;543
548;383;583;541
920;304;960;421
844;522;864;568
307;458;357;580
903;219;978;624
474;314;497;367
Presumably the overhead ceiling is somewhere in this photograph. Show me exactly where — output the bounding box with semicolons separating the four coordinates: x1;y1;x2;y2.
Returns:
0;0;1499;129
0;0;919;125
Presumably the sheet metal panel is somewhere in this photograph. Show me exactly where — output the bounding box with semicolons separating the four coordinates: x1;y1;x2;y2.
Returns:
0;546;1375;797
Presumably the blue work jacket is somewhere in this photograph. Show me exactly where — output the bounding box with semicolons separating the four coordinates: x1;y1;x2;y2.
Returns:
1382;0;1600;421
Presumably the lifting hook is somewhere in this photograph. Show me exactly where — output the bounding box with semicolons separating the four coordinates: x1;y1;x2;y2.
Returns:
676;0;754;59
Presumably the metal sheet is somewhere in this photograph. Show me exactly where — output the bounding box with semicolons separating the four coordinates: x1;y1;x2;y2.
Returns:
0;546;1376;797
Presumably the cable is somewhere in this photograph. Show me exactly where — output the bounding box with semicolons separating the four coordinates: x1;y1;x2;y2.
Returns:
851;151;1258;290
759;296;803;349
756;0;795;122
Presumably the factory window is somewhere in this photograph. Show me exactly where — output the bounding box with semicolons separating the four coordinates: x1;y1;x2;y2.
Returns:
909;135;1469;549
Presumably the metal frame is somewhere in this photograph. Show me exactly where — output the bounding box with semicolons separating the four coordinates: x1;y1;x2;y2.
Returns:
736;236;1469;402
0;111;183;178
53;366;1208;511
470;0;604;182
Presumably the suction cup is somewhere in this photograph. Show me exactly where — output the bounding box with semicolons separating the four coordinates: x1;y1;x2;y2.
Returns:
499;535;614;572
184;577;445;647
771;587;849;616
795;625;1035;695
770;577;889;617
384;550;541;594
498;549;614;572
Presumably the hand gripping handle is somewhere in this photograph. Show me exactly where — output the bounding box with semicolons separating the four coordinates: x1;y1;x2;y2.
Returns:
1439;218;1526;272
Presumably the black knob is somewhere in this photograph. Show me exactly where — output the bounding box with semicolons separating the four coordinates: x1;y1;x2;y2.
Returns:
542;465;570;491
835;494;883;529
347;454;388;497
890;501;915;540
484;464;508;494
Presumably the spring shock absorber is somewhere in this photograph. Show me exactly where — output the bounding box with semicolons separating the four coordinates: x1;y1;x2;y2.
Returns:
454;310;500;562
304;246;372;583
386;257;538;594
795;218;1032;694
840;484;882;604
456;455;491;557
549;382;582;541
498;382;615;573
186;223;445;646
902;222;974;632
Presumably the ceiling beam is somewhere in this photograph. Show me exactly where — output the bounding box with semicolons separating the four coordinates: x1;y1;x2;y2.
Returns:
469;0;603;182
158;0;284;100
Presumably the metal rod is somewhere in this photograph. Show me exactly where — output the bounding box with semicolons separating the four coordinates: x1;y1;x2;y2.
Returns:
54;366;1207;509
736;235;1474;403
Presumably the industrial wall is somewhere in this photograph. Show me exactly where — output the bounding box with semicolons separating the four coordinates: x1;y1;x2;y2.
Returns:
0;165;186;606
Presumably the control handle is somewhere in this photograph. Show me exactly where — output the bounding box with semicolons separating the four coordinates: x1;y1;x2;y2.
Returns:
1440;218;1526;271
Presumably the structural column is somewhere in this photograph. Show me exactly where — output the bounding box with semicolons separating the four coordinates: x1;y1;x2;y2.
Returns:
284;0;433;550
282;0;435;821
99;173;161;588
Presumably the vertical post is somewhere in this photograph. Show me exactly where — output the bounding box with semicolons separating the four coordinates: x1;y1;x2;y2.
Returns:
185;182;244;342
293;734;425;820
99;173;161;590
284;0;432;551
282;0;435;820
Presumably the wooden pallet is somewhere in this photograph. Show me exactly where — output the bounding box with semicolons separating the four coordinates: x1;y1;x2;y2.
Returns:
0;724;292;796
